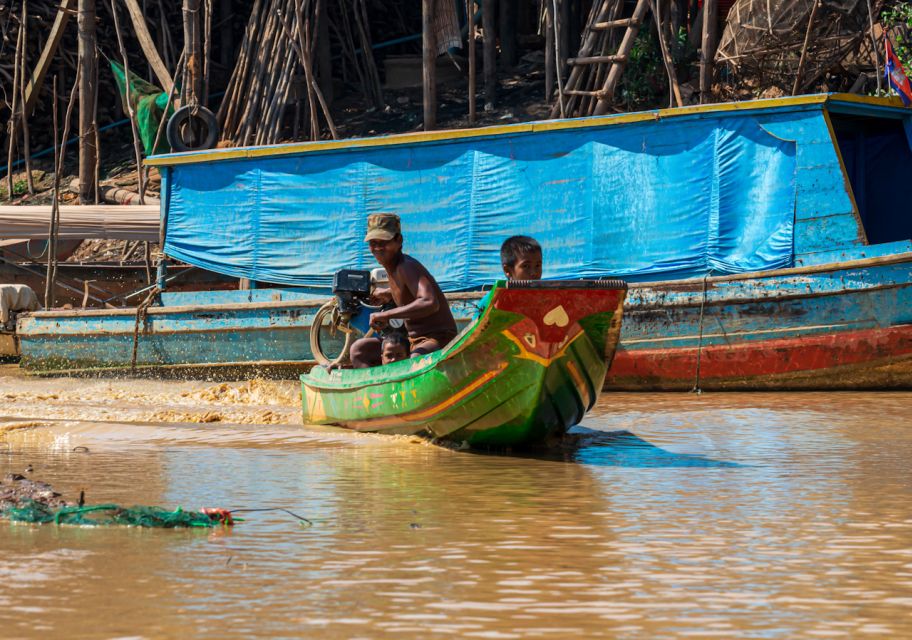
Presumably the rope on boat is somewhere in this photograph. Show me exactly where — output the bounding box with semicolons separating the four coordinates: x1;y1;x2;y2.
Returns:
691;271;712;394
130;286;161;373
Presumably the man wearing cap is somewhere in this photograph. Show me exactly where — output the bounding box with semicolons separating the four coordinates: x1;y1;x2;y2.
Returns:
349;213;459;368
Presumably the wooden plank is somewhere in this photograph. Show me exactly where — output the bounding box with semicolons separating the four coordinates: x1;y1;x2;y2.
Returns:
123;0;175;94
568;54;626;65
23;0;75;118
592;18;637;30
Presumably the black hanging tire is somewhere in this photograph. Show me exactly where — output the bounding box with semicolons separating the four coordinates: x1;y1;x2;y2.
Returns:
166;105;219;153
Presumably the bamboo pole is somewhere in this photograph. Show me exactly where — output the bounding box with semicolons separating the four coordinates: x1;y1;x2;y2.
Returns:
183;0;202;104
545;0;554;103
45;78;59;309
112;0;147;204
792;0;820;95
77;0;98;205
865;0;882;92
47;71;79;309
24;0;76;119
422;0;437;130
483;0;496;108
467;0;476;122
19;1;35;195
6;21;23;200
552;0;566;117
652;0;683;107
297;0;320;140
203;0;212;105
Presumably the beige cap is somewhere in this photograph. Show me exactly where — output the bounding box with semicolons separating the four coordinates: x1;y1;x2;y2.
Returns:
364;213;401;242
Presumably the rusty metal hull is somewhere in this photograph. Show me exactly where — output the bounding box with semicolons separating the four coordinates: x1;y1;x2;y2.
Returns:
14;253;912;389
608;252;912;390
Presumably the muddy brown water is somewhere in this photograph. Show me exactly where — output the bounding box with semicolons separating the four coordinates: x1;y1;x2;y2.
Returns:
1;367;911;639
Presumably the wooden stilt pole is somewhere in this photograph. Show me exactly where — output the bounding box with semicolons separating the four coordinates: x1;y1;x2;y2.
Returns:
699;0;717;103
77;0;98;205
183;0;202;104
20;1;35;195
111;0;147;204
499;0;517;68
467;0;476;123
422;0;437;130
545;0;554;103
483;0;496;109
6;22;23;200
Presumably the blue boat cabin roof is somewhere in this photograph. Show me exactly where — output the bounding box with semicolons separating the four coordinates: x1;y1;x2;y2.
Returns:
149;94;912;290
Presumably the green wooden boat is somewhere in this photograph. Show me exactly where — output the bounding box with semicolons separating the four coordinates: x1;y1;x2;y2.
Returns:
300;279;627;447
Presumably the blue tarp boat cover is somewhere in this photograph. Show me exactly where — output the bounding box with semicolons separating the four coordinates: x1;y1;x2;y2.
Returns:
163;115;797;290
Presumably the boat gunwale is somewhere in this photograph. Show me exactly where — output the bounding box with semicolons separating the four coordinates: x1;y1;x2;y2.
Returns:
146;94;908;168
15;251;912;324
301;283;627;393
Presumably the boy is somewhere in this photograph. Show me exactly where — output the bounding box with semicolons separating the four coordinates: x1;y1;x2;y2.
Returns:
380;332;410;365
500;235;543;280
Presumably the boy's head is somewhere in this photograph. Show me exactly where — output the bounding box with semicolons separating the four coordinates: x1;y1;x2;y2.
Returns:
381;332;410;365
500;236;543;280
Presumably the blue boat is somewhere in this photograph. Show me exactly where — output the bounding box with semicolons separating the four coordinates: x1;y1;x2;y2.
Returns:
15;94;912;388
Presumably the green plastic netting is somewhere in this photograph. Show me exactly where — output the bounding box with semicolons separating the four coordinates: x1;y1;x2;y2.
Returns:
2;500;221;527
109;60;175;156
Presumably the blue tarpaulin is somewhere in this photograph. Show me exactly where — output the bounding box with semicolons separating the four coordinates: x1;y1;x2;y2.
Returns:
162;115;796;290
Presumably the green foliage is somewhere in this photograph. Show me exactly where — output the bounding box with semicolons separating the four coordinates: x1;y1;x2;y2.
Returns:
618;27;696;109
882;2;912;71
0;180;28;199
619;30;664;108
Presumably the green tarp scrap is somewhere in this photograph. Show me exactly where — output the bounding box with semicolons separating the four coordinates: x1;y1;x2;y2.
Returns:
110;60;175;156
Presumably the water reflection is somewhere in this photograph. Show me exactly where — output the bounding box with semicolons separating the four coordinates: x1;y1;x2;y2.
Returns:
1;382;912;638
570;428;744;468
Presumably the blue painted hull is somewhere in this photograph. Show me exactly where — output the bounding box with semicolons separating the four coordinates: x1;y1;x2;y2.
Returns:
15;251;912;389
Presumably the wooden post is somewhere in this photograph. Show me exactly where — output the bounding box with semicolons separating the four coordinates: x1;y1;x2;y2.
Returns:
467;0;476;123
499;0;517;68
219;0;234;68
6;22;23;200
19;0;35;195
559;0;570;77
422;0;437;130
77;0;98;205
483;0;496;108
699;0;717;103
183;0;202;104
545;0;554;102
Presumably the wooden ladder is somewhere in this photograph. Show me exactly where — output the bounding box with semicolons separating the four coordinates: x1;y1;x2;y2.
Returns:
550;0;652;118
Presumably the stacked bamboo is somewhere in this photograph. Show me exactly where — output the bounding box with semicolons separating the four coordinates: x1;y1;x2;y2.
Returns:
217;0;338;146
1;0;187;157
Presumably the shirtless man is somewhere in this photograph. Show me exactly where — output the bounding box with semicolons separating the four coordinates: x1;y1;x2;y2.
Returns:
349;214;458;368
